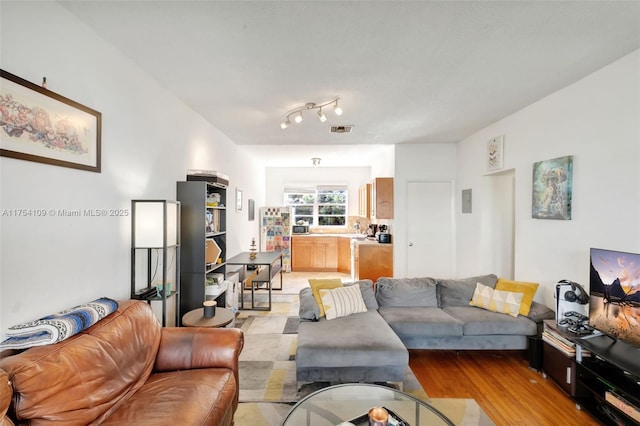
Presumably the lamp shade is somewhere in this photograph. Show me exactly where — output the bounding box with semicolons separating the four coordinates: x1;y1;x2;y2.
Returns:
133;200;180;248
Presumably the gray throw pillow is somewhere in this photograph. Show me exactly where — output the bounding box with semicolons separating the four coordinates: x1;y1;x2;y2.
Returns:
375;277;438;307
438;274;498;307
299;287;321;320
344;279;378;310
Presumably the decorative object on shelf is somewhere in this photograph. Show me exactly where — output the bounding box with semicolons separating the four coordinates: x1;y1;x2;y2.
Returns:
205;238;222;265
0;69;102;173
236;188;243;211
248;199;255;221
131;199;181;327
487;135;504;171
249;238;257;259
203;300;216;318
532;155;573;220
280;96;342;129
368;406;389;426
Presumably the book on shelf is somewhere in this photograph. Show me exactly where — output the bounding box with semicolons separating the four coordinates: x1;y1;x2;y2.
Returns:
605;390;640;423
542;330;576;356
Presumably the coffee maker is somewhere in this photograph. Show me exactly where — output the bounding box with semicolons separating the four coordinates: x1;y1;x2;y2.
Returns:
378;225;392;243
366;224;378;238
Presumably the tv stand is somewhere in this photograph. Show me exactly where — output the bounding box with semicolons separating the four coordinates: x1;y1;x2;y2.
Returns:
575;335;640;425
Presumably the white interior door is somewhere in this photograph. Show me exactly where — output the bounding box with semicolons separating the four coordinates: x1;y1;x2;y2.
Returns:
407;181;455;278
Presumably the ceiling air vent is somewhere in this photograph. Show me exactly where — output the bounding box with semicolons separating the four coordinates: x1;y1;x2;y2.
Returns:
330;125;354;134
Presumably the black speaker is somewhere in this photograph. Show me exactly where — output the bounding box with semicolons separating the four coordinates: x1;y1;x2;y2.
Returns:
528;336;543;371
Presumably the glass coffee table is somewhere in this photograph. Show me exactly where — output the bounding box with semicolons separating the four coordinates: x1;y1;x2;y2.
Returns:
280;383;454;426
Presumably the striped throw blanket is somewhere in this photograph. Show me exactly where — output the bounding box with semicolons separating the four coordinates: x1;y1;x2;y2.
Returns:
0;297;118;350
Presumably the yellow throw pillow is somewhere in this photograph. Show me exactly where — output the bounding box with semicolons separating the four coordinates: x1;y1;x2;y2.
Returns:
308;278;343;317
494;278;539;316
470;282;523;318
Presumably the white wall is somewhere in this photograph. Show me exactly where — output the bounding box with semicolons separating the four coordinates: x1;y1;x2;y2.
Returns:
394;143;457;277
0;2;263;336
264;166;372;220
455;50;640;307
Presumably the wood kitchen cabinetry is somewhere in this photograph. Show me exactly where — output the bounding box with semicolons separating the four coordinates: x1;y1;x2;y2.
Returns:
337;237;351;274
292;236;338;272
358;183;371;218
371;177;394;219
355;242;393;283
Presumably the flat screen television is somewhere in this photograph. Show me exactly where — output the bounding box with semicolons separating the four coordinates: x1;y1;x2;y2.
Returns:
589;248;640;348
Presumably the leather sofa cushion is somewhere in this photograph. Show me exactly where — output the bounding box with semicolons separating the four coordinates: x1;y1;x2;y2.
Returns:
0;300;160;424
100;369;236;425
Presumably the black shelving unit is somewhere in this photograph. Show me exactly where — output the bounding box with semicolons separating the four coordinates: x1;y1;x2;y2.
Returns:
177;180;227;324
575;335;640;425
130;200;181;327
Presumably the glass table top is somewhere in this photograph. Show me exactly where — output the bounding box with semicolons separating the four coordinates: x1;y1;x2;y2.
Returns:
280;383;455;426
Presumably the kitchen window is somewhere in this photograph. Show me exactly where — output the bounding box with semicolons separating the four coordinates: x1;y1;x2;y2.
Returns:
284;185;348;227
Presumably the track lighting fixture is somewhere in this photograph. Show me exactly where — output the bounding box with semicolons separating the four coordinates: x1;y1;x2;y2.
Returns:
280;97;342;129
312;157;321;167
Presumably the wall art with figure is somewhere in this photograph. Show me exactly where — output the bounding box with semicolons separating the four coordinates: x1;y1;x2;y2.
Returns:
532;155;573;220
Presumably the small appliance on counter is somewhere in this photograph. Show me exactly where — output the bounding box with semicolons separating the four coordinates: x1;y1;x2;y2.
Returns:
377;225;392;243
366;224;378;238
292;224;309;234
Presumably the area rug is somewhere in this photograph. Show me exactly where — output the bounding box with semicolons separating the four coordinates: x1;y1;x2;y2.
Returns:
235;294;494;425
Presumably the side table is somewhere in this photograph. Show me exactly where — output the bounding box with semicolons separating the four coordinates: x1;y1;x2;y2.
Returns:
181;306;234;328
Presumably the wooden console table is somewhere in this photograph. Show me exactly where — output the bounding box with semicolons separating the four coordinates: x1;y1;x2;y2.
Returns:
226;251;283;311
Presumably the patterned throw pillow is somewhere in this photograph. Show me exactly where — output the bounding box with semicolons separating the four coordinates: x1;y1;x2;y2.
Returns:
494;278;539;316
319;284;367;320
469;282;523;318
308;278;344;317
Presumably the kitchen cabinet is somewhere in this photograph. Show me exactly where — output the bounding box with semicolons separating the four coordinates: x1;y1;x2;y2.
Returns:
355;242;393;283
292;236;338;272
337;237;351;274
371;177;394;219
358;183;371;218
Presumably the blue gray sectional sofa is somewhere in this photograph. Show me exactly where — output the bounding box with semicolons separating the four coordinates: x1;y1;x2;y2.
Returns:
296;274;554;386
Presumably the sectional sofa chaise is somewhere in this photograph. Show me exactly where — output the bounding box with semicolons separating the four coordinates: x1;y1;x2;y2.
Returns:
296;274;555;386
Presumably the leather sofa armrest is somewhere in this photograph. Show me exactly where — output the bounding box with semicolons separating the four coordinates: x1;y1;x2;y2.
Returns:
154;327;244;373
1;369;14;426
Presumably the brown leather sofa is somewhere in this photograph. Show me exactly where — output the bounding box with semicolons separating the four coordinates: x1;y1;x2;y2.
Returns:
0;300;243;425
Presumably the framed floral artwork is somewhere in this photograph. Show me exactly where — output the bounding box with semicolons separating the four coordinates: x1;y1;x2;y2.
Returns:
487;136;504;171
0;69;101;172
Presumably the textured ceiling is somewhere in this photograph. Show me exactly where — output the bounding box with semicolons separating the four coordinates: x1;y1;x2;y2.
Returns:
59;1;640;166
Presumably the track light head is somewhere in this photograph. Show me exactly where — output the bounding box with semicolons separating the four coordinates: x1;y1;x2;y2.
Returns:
317;108;327;123
333;100;343;116
280;119;291;129
312;157;321;167
294;111;303;123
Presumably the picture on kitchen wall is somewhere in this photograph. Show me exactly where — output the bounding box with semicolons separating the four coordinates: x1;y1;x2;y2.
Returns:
0;69;102;172
532;155;573;220
487;135;504;171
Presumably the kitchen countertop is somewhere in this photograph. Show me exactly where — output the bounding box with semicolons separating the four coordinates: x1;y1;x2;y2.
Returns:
292;234;390;245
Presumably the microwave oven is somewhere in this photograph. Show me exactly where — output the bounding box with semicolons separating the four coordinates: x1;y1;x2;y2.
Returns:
292;225;309;234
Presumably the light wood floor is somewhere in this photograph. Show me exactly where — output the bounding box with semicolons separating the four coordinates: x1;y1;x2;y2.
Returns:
409;350;600;425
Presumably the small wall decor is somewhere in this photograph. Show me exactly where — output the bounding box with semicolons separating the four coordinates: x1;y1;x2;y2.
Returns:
236;188;243;212
0;69;102;172
248;199;255;221
461;189;472;214
487;135;504;171
532;155;573;220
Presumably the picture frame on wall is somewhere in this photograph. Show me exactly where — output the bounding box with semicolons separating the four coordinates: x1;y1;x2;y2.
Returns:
487;135;504;171
236;188;243;212
0;69;102;173
532;155;573;220
248;199;255;221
